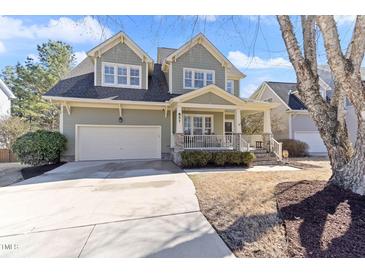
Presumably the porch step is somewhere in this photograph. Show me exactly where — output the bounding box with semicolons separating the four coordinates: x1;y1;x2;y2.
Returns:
252;150;282;166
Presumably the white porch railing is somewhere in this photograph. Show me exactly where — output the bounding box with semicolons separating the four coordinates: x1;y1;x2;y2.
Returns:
183;135;239;150
270;136;283;161
240;136;250;152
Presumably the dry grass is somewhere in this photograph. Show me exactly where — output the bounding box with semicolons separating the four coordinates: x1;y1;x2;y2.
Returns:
189;160;331;258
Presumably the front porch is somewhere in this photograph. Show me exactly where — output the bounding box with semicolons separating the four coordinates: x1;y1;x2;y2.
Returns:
167;85;283;163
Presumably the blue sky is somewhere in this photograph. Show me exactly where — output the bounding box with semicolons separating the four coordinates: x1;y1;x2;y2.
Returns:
0;15;357;97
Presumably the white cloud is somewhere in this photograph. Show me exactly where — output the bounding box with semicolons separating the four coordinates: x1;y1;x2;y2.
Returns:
0;41;6;53
334;15;356;25
228;50;292;70
74;51;87;65
198;15;217;22
0;16;112;44
27;53;39;62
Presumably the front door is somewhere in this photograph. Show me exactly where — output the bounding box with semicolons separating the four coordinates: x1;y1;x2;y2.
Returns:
224;120;234;135
224;120;234;147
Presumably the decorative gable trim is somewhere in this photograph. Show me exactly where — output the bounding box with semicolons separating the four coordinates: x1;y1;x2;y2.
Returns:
169;84;246;106
87;32;154;71
163;33;245;78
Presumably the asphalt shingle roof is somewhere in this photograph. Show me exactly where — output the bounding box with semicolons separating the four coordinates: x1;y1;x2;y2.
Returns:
266;81;307;110
45;64;178;102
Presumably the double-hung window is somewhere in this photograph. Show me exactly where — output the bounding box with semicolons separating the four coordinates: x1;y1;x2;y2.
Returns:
226;80;234;94
104;65;115;84
183;68;215;89
102;62;141;88
183;115;213;136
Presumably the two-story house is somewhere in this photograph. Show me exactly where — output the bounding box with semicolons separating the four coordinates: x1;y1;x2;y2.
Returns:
250;65;359;155
44;32;279;163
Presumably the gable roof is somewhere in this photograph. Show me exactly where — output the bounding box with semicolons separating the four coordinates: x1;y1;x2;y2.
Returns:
162;33;245;79
87;32;154;72
169;84;247;105
264;81;306;110
0;78;15;99
45;64;177;102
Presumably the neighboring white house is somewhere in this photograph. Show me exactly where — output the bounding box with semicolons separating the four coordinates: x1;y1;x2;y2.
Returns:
0;78;15;118
250;66;359;155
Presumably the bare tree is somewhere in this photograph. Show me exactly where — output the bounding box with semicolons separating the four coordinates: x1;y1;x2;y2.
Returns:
277;15;365;194
242;112;285;136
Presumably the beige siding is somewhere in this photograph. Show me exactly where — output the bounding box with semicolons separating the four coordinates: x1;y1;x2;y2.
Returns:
171;44;225;93
95;43;147;89
62;107;171;160
185;92;234;105
259;85;290;139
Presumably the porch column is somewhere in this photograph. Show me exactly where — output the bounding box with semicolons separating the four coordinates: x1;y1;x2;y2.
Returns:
176;105;183;134
173;105;184;165
263;109;272;152
234;109;242;151
234;109;242;133
263;109;272;134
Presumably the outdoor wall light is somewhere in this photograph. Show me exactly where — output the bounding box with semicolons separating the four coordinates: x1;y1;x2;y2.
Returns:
118;116;124;123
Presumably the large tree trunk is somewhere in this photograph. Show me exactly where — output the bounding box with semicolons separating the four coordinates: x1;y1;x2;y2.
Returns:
277;15;365;195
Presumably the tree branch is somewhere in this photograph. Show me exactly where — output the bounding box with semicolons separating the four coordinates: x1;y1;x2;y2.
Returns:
302;15;317;76
346;15;365;73
277;16;306;74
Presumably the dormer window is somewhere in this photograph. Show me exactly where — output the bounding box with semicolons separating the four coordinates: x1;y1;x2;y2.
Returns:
183;68;215;89
102;62;141;89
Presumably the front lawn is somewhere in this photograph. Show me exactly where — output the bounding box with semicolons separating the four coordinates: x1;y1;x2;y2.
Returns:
189;160;331;257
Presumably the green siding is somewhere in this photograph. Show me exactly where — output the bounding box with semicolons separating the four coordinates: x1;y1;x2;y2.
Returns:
171;44;225;93
95;43;146;89
185;92;234;105
62;107;171;159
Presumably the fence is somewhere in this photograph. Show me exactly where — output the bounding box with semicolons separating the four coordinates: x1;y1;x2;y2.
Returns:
0;149;17;162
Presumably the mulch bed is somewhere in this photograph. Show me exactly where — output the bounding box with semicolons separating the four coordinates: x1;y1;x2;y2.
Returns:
276;180;365;257
21;162;65;180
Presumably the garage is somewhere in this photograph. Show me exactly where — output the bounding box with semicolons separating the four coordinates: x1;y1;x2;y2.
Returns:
76;125;161;161
294;131;327;155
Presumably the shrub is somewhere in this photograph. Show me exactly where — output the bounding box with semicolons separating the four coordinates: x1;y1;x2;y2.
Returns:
212;152;227;166
279;139;309;157
12;130;67;166
242;152;256;166
225;151;242;165
181;150;211;167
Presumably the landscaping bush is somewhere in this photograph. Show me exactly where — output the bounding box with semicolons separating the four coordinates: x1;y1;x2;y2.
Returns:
225;151;242;166
180;151;256;168
279;139;309;157
242;152;256;167
12;130;67;166
181;150;211;167
212;152;227;166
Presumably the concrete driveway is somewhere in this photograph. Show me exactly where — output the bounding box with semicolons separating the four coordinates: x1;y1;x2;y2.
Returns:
0;160;233;258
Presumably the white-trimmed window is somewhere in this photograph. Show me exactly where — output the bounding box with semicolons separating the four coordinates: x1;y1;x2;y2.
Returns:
226;80;234;94
183;68;215;89
102;62;141;88
183;114;214;135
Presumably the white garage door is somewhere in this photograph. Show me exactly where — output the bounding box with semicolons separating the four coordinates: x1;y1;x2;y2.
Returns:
294;131;326;154
76;125;161;161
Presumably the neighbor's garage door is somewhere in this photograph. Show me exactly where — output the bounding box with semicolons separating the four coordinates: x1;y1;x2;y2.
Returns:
76;125;161;161
294;131;326;154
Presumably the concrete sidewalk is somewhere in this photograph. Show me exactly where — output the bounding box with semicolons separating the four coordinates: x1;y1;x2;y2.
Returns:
0;160;233;258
